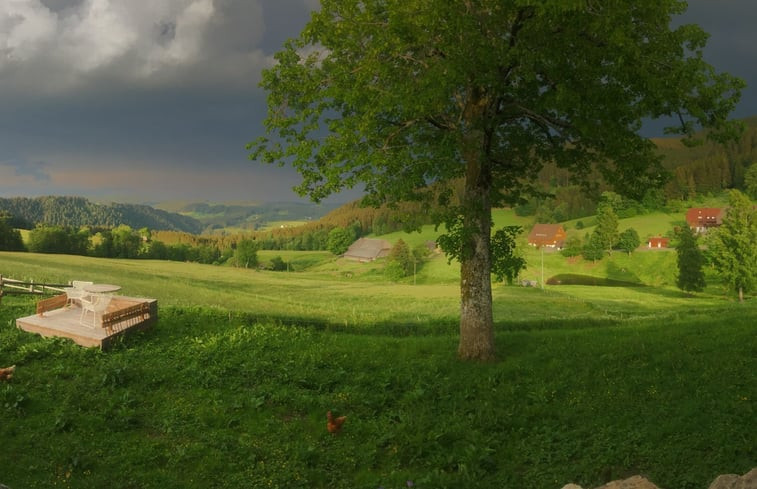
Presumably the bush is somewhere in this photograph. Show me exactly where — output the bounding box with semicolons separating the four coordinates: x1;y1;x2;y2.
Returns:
582;233;605;262
269;256;289;271
234;239;259;269
0;214;24;251
384;260;406;282
616;228;641;255
388;239;413;276
561;236;583;257
327;227;355;255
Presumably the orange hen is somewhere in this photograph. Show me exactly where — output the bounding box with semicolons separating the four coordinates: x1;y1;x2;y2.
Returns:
326;410;346;434
0;365;15;381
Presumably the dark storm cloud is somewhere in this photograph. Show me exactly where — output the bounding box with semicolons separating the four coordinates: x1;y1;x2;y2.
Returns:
0;155;51;183
681;0;757;118
0;0;309;201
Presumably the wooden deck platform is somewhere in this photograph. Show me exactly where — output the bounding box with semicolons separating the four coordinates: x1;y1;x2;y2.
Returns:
16;296;158;349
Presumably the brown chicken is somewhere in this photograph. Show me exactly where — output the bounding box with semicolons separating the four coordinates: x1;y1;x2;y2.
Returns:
0;365;15;382
326;410;346;434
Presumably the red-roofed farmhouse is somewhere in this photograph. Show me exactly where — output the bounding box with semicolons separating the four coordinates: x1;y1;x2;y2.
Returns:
527;224;566;249
685;208;724;233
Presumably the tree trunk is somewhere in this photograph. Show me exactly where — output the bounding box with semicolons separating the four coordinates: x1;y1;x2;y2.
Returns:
739;286;744;303
458;117;495;361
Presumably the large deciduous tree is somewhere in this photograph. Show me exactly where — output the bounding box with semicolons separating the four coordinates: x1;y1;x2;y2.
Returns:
249;0;742;360
707;190;756;302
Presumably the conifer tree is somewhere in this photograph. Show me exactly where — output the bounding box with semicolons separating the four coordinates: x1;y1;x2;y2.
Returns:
676;225;706;294
595;202;619;255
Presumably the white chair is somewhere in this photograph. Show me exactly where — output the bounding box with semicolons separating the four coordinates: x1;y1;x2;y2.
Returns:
80;295;112;328
64;280;93;307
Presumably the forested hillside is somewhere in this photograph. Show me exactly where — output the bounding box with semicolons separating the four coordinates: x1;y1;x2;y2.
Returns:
0;196;203;233
653;116;757;199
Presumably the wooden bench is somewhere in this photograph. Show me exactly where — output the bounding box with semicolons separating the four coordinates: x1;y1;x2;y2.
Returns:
36;293;68;317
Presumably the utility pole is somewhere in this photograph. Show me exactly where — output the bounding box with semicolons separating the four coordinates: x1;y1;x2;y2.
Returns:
540;246;544;289
413;255;417;285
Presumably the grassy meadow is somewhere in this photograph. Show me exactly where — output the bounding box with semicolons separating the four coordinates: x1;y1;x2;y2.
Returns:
0;231;755;489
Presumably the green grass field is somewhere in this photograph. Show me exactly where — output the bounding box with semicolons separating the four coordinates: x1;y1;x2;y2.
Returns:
0;248;754;489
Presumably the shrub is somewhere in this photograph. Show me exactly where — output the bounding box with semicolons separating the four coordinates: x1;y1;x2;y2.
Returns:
327;227;355;255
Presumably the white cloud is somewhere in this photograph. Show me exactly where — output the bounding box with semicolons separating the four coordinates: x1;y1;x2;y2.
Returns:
0;1;57;61
0;0;267;93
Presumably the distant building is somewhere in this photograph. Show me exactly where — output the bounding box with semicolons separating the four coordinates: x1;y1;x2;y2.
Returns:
685;208;725;233
647;236;670;249
527;224;566;249
343;238;392;262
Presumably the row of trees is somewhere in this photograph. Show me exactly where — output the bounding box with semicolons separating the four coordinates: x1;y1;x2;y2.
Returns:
12;224;261;270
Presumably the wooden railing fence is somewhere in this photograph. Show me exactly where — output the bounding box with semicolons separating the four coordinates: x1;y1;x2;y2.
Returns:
0;275;68;300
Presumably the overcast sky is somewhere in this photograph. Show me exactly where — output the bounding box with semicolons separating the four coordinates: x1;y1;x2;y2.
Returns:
1;1;755;204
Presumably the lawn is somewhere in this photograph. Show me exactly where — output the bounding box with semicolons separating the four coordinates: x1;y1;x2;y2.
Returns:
0;251;755;489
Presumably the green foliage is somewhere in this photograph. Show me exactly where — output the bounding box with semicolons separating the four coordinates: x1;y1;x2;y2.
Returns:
594;202;619;254
383;260;406;282
561;235;583;258
268;256;289;271
0;212;24;251
251;1;742;207
326;227;355;255
233;239;259;269
582;233;605;262
490;226;526;284
745;163;757;200
388;239;413;275
27;225;89;255
93;225;142;259
617;228;641;255
676;226;706;293
706;190;757;301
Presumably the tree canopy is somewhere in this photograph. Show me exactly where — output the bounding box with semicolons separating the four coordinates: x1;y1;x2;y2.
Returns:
250;0;743;360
